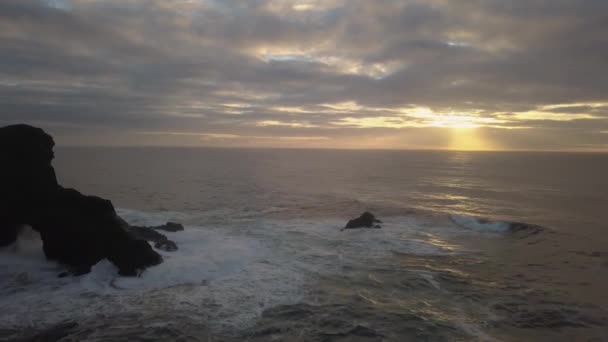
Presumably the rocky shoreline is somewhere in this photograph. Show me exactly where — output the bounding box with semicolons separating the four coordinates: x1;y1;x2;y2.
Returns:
0;124;180;276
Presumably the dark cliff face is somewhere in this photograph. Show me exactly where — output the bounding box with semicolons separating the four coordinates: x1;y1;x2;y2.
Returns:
0;125;58;220
0;124;162;276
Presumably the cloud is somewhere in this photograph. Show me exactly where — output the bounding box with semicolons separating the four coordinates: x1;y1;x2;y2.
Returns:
0;0;607;150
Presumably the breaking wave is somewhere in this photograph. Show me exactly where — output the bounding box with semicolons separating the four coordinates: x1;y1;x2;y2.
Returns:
0;208;555;341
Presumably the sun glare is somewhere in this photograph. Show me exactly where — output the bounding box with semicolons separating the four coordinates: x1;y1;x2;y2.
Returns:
405;107;503;129
430;115;481;129
448;127;492;151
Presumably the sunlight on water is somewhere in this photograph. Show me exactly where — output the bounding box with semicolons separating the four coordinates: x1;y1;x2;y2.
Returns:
4;148;599;341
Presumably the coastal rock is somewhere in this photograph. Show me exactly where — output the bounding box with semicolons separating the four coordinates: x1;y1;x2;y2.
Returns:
123;224;179;252
0;223;21;247
116;216;180;252
343;212;382;230
153;222;184;232
154;240;178;252
0;124;163;276
0;124;57;246
509;221;544;236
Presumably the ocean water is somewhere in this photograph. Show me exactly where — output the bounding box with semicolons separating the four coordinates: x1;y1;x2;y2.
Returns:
1;148;607;341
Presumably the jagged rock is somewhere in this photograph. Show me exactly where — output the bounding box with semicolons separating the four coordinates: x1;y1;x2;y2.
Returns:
509;221;544;236
108;239;163;276
116;216;180;252
124;225;179;252
0;223;21;247
153;222;184;232
0;124;163;276
125;226;167;244
343;212;382;230
0;124;57;246
154;239;178;252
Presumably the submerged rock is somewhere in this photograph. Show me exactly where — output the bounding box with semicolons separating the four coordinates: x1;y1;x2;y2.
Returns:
0;124;164;276
116;216;180;252
124;225;179;252
509;221;544;237
153;239;178;252
343;212;382;230
450;214;544;236
153;222;184;232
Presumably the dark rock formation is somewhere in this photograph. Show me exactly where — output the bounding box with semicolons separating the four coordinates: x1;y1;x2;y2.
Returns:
114;217;179;252
0;124;57;246
123;226;178;252
509;221;544;237
152;222;184;232
343;212;382;230
0;124;164;276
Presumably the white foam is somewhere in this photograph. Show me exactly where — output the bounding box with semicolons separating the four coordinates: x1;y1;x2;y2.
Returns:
0;209;465;331
113;228;264;290
449;215;511;233
0;227;62;278
0;212;308;330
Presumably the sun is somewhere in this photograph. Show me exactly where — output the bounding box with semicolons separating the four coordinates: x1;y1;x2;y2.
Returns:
420;112;497;151
447;127;493;151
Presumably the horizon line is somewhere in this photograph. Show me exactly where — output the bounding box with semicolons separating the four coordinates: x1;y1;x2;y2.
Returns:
54;145;608;154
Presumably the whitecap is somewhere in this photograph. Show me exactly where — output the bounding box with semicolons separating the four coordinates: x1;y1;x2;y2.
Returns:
449;214;512;233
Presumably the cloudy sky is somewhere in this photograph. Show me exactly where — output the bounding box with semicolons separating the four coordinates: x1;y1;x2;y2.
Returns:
1;0;607;150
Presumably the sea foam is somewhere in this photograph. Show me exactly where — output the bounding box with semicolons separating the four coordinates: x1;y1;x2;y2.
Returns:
449;214;512;233
0;208;522;333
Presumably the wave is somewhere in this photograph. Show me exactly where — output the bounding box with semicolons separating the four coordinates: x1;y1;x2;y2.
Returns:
0;207;548;340
449;214;544;236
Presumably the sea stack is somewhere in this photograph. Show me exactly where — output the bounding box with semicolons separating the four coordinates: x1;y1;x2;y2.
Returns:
0;124;163;276
343;212;382;230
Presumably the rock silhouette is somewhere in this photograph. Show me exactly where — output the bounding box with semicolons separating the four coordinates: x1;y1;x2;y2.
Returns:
119;218;179;252
151;222;184;232
343;212;382;230
0;124;167;276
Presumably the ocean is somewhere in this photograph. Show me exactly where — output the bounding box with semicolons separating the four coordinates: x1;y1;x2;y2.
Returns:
1;148;607;341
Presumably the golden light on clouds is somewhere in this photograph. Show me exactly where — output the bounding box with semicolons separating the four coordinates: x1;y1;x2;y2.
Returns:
222;103;252;108
292;3;314;11
334;105;506;130
320;101;363;112
254;46;404;79
264;0;345;14
541;102;608;110
154;99;607;150
256;120;318;128
270;106;316;114
424;114;487;129
335;116;415;128
495;102;608;122
404;107;506;128
504;111;595;121
4;0;608;151
137;131;328;141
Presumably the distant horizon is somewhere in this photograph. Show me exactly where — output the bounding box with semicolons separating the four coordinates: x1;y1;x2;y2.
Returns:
54;142;608;154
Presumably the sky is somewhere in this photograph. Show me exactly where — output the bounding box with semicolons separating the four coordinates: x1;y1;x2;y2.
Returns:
1;0;608;151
